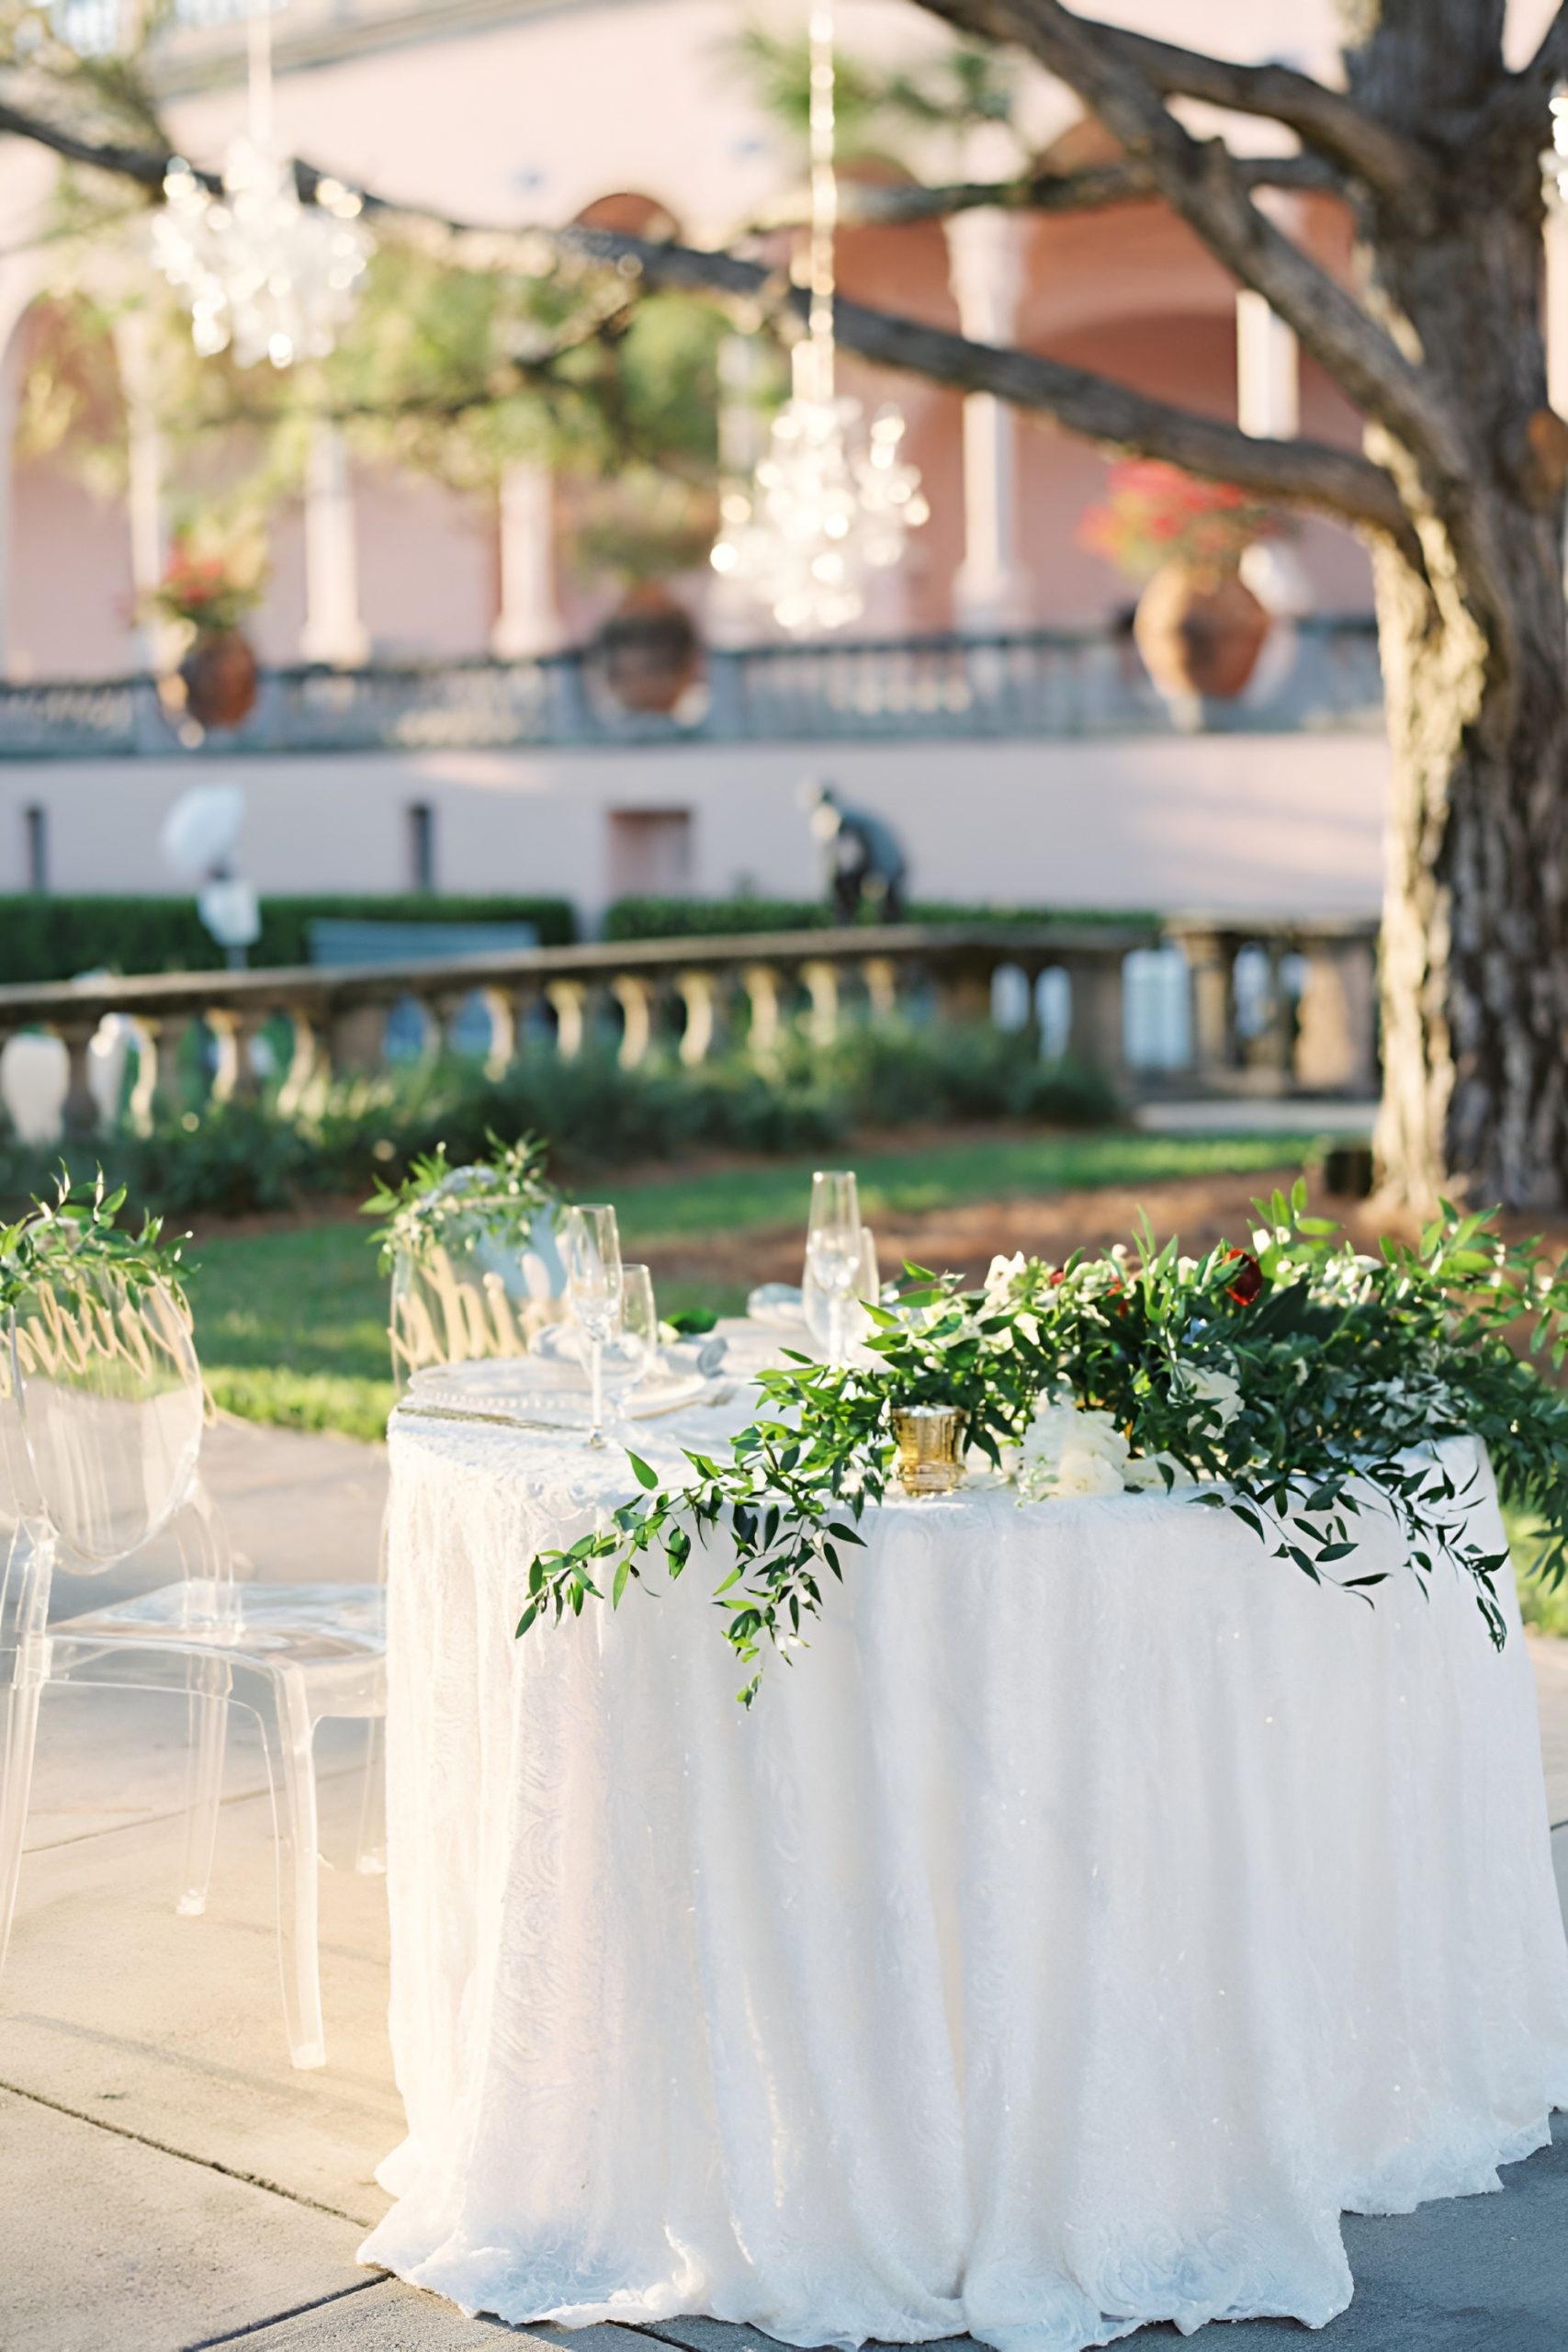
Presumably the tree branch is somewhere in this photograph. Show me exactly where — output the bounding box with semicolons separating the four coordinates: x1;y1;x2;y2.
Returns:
755;150;1343;232
0;91;1410;543
910;0;1428;198
1472;4;1568;175
548;227;1408;543
909;0;1461;479
0;96;193;193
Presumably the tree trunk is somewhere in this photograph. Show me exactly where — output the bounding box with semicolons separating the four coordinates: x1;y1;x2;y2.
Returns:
1348;2;1568;1208
1372;515;1568;1211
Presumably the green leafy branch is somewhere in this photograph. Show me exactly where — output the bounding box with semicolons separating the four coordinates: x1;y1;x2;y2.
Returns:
517;1187;1568;1699
364;1132;558;1272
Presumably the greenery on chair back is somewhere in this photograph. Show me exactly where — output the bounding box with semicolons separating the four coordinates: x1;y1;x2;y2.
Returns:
0;1170;185;1314
519;1188;1568;1704
363;1135;559;1271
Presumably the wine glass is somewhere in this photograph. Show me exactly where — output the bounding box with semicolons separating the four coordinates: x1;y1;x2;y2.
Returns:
563;1204;623;1448
601;1263;659;1408
806;1170;862;1369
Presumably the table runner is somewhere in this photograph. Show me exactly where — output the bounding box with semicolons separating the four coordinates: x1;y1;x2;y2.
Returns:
362;1419;1568;2349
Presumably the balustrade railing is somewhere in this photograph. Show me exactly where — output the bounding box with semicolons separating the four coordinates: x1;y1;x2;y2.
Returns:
0;618;1382;762
0;919;1379;1148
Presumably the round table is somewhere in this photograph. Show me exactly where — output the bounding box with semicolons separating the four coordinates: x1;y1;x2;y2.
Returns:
361;1404;1568;2352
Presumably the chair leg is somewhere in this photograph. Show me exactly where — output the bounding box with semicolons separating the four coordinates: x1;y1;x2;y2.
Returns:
239;1664;326;2071
177;1661;231;1918
0;1521;55;1981
354;1715;386;1877
0;1678;43;1980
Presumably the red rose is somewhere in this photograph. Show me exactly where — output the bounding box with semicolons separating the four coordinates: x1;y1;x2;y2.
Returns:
1223;1249;1264;1305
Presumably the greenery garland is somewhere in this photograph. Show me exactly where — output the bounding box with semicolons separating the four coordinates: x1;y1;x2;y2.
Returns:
0;1170;184;1314
364;1133;558;1272
518;1187;1568;1703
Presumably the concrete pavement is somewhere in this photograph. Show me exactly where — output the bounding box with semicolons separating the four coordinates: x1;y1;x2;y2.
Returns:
5;1419;1568;2350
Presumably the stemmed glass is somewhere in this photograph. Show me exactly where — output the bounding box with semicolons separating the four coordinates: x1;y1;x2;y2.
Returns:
563;1204;623;1448
601;1263;659;1410
807;1170;862;1370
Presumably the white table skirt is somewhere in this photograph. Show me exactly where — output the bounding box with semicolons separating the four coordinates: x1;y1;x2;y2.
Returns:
361;1417;1568;2351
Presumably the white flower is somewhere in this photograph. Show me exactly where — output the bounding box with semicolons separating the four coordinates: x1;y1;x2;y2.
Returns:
1020;1396;1128;1469
984;1251;1028;1307
1054;1444;1126;1498
1175;1359;1243;1429
1013;1393;1130;1500
1122;1451;1197;1492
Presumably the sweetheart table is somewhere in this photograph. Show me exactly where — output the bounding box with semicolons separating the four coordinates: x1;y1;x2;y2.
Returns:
360;1399;1568;2351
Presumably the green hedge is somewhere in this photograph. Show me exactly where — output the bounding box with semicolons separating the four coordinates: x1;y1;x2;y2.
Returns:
602;896;1157;940
0;894;578;985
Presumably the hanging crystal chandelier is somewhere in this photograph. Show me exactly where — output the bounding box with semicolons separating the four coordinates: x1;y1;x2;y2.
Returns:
152;3;372;369
710;3;928;634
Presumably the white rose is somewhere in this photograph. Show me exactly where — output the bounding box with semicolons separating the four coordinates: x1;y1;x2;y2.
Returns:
1020;1397;1127;1469
1054;1444;1126;1498
1176;1360;1243;1429
1122;1451;1197;1492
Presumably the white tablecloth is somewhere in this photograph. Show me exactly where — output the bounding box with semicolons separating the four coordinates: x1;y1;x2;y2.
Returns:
361;1412;1568;2350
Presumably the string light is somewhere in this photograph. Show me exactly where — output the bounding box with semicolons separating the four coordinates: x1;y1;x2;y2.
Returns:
152;4;372;368
710;3;928;633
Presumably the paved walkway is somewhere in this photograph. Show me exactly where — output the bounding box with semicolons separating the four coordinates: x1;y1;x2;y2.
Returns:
6;1420;1568;2351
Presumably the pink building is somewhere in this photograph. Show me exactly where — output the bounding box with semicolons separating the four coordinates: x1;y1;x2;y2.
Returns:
0;0;1500;918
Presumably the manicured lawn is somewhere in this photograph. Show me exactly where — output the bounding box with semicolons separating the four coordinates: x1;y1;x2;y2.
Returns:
187;1128;1329;1444
610;1128;1326;1239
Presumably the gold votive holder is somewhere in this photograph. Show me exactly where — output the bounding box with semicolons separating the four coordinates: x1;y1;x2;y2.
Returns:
891;1404;967;1497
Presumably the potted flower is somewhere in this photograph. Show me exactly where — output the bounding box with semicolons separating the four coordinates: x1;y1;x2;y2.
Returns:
1077;460;1282;705
147;526;268;735
572;471;711;716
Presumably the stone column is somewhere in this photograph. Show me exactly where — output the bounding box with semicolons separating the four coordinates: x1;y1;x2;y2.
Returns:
301;417;369;667
1063;955;1126;1084
112;311;178;673
491;460;562;659
1235;295;1300;444
943;205;1031;632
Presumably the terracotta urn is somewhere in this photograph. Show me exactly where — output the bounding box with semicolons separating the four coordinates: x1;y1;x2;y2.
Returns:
593;585;700;716
1133;560;1271;704
161;628;260;734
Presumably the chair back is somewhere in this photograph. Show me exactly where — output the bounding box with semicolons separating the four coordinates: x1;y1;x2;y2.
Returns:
10;1264;203;1571
389;1165;566;1393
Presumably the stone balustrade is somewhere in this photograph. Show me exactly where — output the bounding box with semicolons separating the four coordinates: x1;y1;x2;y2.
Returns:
0;920;1380;1148
0;618;1383;763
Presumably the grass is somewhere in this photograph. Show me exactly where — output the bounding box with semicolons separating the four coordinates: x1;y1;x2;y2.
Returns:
186;1129;1328;1445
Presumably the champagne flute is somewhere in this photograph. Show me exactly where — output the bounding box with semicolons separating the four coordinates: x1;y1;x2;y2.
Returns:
807;1170;862;1369
602;1263;659;1408
564;1204;622;1448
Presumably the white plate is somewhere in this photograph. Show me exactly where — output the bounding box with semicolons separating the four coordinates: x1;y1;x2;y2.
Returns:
409;1357;708;1423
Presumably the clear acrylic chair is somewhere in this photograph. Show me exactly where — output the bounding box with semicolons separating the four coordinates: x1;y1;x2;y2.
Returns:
389;1163;567;1394
0;1262;384;2070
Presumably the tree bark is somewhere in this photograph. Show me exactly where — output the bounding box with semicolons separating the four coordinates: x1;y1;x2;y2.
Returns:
1349;5;1568;1209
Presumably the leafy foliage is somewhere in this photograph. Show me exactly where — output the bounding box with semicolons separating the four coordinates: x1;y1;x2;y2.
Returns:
0;1166;184;1315
519;1186;1568;1701
362;1133;558;1272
